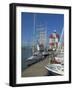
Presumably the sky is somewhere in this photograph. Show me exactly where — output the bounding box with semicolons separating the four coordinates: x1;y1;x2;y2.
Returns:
21;12;64;47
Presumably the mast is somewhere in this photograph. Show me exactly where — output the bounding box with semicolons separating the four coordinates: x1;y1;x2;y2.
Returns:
58;27;64;51
32;14;36;54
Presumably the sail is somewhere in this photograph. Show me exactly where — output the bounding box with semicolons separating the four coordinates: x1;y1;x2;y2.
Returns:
37;44;40;51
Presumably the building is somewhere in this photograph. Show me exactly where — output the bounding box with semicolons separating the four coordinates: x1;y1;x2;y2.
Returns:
36;26;47;51
49;31;59;50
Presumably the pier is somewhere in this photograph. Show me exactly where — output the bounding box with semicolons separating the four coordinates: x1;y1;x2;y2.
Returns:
22;56;51;77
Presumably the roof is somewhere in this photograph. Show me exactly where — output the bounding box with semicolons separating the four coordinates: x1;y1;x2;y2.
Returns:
49;33;59;38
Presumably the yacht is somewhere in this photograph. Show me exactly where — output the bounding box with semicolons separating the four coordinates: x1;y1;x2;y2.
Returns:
45;64;64;75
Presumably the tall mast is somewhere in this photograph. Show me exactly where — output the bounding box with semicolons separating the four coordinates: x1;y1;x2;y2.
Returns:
58;27;64;51
59;27;64;44
32;13;36;54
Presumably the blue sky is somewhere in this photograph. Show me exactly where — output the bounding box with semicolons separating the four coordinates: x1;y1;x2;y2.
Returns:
21;12;64;47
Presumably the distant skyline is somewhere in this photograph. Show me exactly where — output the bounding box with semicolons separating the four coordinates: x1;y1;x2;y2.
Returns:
21;12;64;47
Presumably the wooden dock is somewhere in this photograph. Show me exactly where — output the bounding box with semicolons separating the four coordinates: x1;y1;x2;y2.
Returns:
22;56;51;77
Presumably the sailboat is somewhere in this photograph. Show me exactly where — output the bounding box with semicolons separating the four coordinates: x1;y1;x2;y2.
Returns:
25;44;44;68
24;14;49;68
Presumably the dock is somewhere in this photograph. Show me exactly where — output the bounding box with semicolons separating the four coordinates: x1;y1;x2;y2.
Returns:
22;56;51;77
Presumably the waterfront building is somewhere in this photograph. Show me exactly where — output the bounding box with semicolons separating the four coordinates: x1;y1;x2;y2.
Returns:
49;30;59;50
